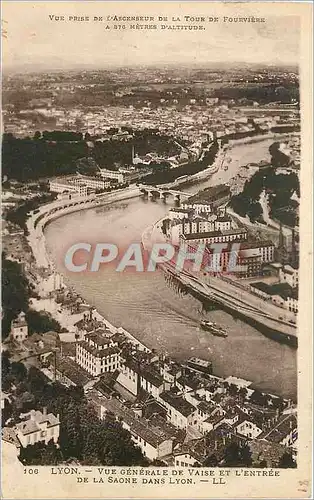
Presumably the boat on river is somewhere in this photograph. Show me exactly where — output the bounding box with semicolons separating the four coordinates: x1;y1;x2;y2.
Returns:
200;320;228;338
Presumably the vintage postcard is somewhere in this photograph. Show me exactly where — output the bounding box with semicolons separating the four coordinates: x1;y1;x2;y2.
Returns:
1;1;312;498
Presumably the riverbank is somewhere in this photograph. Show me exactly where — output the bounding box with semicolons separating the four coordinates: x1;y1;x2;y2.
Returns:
160;149;222;191
26;186;141;269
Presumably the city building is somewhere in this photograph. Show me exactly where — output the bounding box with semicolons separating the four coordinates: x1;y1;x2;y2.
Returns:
168;207;194;220
181;228;248;246
240;240;275;264
10;312;28;342
75;330;120;377
181;201;212;215
91;390;174;461
182;184;231;211
72;174;111;191
49;177;88;196
279;264;299;288
15;408;60;447
160;391;198;430
259;414;297;447
235;417;263;439
214;215;232;232
249;282;297;310
99;169;125;183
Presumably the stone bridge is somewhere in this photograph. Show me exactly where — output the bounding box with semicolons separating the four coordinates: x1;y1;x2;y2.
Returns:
138;184;191;201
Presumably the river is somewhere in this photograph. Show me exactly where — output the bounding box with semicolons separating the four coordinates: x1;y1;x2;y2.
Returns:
45;137;297;400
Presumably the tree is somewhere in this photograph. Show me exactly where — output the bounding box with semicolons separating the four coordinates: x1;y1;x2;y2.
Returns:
250;390;268;407
2;255;29;338
10;362;27;382
203;454;218;466
26;309;62;334
33;131;42;140
278;452;297;468
239;444;253;466
238;387;248;400
223;442;252;467
258;459;268;468
19;440;62;465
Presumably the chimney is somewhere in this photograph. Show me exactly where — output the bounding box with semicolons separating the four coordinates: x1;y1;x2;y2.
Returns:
43;407;47;416
30;410;36;421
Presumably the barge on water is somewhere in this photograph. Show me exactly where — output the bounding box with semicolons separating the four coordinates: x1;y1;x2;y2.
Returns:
200;320;228;338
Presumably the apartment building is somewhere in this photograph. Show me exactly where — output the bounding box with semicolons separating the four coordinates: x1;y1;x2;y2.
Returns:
279;264;299;288
16;408;60;448
10;311;28;342
181;228;248;246
72;174;111;191
75;330;120;377
160;391;198;430
49;177;88;196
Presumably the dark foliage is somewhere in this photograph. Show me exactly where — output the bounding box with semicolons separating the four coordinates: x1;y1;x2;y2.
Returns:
1;255;61;338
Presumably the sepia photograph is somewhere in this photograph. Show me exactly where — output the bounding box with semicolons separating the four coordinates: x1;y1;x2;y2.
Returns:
1;1;312;498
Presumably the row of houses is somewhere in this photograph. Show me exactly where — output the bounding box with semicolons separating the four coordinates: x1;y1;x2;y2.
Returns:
72;328;297;464
250;282;298;314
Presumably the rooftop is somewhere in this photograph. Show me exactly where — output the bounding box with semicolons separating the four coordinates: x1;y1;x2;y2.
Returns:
140;366;164;388
160;391;196;417
259;414;297;443
78;341;120;359
55;356;93;386
250;281;294;300
89;389;174;449
16;409;60;436
186;184;231;204
85;330;114;346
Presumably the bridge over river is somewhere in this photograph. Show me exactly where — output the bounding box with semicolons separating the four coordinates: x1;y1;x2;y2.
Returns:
138;184;193;201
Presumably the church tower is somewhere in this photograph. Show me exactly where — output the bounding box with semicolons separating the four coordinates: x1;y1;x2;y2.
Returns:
276;222;288;264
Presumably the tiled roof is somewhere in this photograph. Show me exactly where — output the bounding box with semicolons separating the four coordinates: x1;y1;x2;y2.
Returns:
160;392;196;417
89;390;173;449
259;414;297;443
140;367;163;388
78;341;119;358
16;410;60;436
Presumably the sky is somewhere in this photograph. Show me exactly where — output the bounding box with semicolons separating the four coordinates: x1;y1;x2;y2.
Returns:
2;2;301;72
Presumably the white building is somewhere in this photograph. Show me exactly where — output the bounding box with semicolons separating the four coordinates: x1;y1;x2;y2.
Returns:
239;240;275;264
181;228;248;246
174;451;200;467
279;264;299;288
100;169;125;183
168;207;194;221
73;175;111;191
122;420;173;461
160;392;198;430
75;330;120;377
16;409;60;447
235;417;263;439
116;357;140;397
214;215;232;232
49;177;88;196
96;397;173;461
10;312;28;342
181;201;212;215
